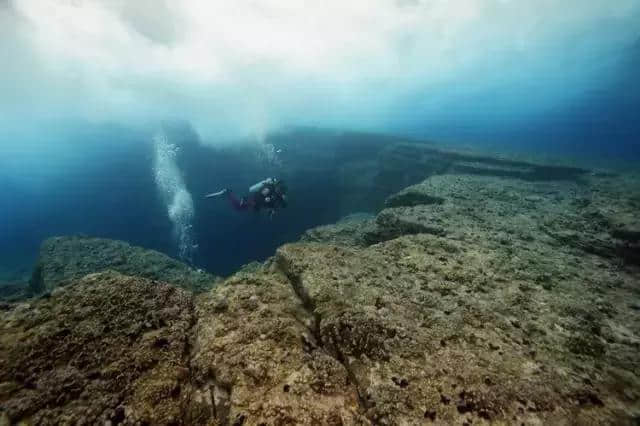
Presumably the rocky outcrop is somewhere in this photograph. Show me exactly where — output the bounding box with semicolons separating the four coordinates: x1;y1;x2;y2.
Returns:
379;143;589;181
187;264;367;425
271;131;591;214
290;171;640;423
373;143;590;204
2;168;639;424
0;271;195;425
193;168;639;423
30;236;219;294
0;268;370;425
301;213;377;247
273;232;639;424
0;281;28;303
309;172;640;267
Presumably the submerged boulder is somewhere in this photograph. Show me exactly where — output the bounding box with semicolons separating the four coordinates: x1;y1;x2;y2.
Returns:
29;236;219;294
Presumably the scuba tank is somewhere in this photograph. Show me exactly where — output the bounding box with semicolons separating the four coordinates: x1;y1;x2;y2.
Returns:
249;178;275;193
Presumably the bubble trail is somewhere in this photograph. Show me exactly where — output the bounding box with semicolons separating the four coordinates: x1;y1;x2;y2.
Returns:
153;131;196;263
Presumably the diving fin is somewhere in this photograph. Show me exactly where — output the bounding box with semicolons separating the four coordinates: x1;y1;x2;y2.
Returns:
205;189;228;198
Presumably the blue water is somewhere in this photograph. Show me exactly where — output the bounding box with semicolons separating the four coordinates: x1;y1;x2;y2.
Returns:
1;2;639;280
0;125;387;276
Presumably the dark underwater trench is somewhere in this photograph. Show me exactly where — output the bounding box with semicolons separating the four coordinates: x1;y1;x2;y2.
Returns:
0;127;408;282
178;128;407;275
0;126;605;286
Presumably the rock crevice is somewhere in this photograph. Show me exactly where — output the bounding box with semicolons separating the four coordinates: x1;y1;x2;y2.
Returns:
275;253;373;419
276;255;322;347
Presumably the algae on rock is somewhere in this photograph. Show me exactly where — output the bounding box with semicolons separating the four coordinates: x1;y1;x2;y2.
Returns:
32;236;219;294
2;158;639;424
0;271;195;425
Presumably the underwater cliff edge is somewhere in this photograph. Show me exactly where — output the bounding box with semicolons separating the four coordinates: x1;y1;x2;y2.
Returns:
1;139;639;425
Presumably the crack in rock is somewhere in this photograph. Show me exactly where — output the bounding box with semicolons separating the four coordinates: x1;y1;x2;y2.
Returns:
184;298;234;425
275;253;373;420
276;255;322;346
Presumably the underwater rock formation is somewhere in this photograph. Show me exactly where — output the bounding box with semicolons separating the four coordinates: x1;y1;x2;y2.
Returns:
1;163;639;424
187;264;366;425
0;272;195;425
288;172;640;423
30;236;219;295
301;213;377;247
0;281;28;303
371;143;590;206
272;235;639;424
309;171;640;265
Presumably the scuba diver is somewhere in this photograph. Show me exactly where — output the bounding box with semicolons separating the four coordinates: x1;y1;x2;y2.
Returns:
205;178;288;218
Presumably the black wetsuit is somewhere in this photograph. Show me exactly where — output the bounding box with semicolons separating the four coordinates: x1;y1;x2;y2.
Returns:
227;183;287;212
